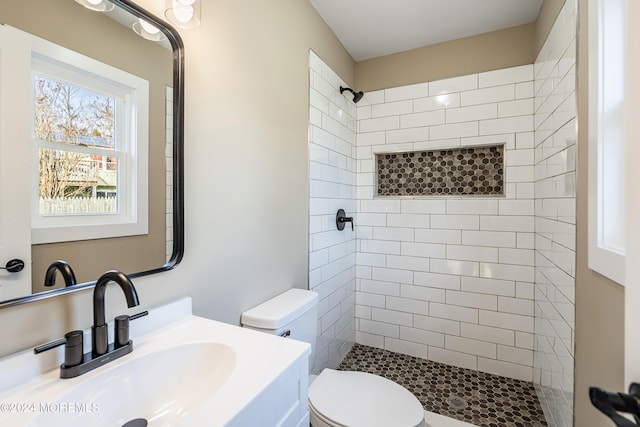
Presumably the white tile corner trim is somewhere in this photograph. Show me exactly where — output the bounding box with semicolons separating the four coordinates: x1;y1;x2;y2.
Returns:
308;50;356;374
532;1;577;426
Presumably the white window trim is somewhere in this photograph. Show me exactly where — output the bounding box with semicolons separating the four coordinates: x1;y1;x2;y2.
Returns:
587;0;626;285
24;29;149;244
624;0;640;390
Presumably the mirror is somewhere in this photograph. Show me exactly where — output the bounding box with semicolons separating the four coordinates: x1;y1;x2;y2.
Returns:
0;0;184;308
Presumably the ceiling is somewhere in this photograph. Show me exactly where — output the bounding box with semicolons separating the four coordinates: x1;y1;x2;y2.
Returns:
308;0;544;61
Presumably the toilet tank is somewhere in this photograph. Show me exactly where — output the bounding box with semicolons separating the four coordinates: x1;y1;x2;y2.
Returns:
241;289;319;355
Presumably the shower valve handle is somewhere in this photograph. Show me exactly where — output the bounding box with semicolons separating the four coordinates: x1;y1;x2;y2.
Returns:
336;209;354;231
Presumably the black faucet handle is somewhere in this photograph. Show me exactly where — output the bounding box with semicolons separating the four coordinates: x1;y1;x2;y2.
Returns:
33;330;84;368
114;315;130;348
64;330;84;367
129;310;149;321
34;337;67;354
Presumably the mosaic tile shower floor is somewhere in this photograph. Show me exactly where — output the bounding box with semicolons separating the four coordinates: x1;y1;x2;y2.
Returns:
337;344;547;427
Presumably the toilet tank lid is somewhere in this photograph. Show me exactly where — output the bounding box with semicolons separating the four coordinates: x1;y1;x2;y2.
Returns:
241;289;319;330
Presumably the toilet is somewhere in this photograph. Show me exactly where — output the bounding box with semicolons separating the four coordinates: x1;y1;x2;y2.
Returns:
241;289;426;427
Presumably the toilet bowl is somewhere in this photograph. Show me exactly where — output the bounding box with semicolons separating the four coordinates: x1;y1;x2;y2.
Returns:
241;289;426;427
309;368;425;427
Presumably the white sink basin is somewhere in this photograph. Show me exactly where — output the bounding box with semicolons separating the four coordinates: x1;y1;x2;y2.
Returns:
0;298;310;427
30;342;235;427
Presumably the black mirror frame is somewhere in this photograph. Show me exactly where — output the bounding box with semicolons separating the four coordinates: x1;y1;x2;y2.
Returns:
0;0;185;310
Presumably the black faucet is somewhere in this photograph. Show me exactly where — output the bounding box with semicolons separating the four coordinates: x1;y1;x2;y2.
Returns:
44;260;77;287
92;270;140;356
33;270;142;379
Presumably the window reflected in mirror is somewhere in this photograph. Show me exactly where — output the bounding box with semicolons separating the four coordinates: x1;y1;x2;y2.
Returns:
34;76;119;215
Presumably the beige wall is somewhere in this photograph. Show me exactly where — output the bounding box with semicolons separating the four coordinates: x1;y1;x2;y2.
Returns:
355;24;535;92
354;0;569;94
574;0;626;425
0;0;353;357
535;0;567;53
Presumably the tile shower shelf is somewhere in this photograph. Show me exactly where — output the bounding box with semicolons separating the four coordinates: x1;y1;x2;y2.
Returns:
376;145;505;198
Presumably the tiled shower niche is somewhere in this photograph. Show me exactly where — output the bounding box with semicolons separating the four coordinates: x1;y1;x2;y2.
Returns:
376;145;505;197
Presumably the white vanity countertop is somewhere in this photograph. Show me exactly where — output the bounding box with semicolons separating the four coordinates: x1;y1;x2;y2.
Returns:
0;297;311;426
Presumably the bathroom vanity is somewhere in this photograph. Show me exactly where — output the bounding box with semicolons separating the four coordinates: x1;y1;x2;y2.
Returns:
0;298;311;426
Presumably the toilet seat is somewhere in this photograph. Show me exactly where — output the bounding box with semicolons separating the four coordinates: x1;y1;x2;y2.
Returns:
308;369;425;427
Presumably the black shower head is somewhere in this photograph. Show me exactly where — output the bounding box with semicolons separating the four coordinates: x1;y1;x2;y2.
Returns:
340;86;365;104
352;90;364;103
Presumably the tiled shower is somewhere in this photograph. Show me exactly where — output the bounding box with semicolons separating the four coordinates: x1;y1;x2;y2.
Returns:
308;1;575;425
354;63;537;383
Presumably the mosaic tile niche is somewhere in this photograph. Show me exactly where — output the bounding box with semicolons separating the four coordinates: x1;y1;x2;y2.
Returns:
376;145;504;197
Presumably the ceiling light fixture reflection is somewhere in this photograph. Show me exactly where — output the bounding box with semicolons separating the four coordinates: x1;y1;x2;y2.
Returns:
132;18;167;42
74;0;115;12
436;94;454;107
165;0;201;29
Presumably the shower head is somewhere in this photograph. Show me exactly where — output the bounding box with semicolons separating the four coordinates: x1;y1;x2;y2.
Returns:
352;90;364;103
340;86;364;104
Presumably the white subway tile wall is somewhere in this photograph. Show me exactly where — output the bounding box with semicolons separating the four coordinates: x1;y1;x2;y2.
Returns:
532;1;577;426
308;51;356;374
355;63;536;383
